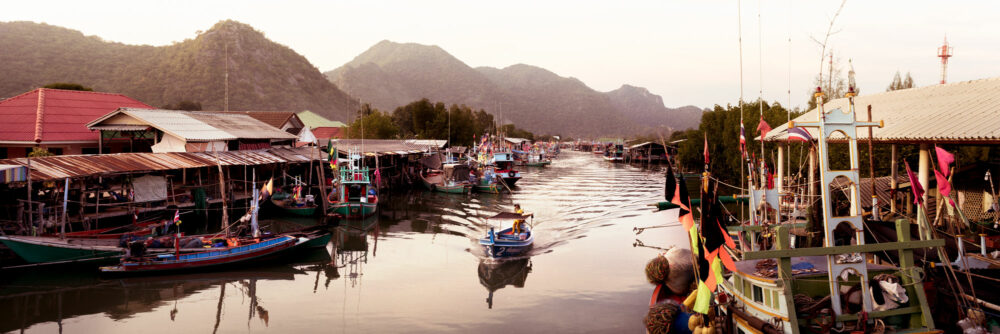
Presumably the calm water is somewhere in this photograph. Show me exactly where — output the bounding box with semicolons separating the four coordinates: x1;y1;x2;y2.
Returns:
1;151;692;333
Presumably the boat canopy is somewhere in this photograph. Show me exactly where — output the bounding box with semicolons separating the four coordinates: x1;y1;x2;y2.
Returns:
488;212;530;220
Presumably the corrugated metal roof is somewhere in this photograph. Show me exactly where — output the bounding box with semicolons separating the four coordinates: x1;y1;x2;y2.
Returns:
327;139;446;155
0;88;152;143
216;111;297;129
762;77;1000;143
87;108;297;141
297;110;347;128
0;147;321;182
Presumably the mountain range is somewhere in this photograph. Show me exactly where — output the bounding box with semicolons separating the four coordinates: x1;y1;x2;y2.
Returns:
0;20;701;137
0;20;357;122
327;40;702;137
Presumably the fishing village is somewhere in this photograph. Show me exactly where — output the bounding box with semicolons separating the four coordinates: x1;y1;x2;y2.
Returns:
2;1;1000;333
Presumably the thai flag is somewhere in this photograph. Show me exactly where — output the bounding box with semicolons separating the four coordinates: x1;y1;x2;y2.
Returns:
787;127;813;142
173;210;181;225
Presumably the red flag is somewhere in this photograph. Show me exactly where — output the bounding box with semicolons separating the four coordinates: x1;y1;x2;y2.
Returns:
757;114;772;139
935;146;955;178
703;133;710;165
904;161;925;206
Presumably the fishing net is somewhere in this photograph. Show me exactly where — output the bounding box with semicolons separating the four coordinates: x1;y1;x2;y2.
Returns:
644;302;680;334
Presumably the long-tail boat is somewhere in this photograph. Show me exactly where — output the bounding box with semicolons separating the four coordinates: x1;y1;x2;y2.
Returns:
479;212;533;258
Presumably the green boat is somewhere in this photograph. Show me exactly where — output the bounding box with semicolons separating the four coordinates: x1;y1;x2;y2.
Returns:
328;148;378;219
270;189;318;217
473;177;504;193
0;235;123;265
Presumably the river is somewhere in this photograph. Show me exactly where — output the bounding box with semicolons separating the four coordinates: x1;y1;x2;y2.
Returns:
0;151;693;333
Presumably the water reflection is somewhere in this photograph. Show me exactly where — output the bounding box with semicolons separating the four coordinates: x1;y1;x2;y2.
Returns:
478;258;532;309
0;246;332;333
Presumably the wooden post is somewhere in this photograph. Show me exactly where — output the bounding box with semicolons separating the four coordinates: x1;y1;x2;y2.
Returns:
808;146;817;199
918;144;931;239
217;159;229;235
895;219;935;329
867;105;878;219
774;225;800;330
890;144;898;213
78;178;86;230
316;164;329;214
26;156;32;232
61;178;69;239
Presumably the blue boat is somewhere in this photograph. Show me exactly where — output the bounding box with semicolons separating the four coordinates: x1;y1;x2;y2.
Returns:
479;212;534;258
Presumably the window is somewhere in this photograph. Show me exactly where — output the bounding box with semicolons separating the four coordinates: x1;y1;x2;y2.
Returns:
773;291;781;310
752;285;764;303
764;287;771;306
0;147;6;159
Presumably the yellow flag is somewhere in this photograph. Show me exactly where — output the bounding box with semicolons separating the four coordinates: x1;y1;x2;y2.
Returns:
694;281;711;314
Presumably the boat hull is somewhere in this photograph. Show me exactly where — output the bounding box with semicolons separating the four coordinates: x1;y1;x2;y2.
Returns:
435;184;472;194
500;176;521;187
479;230;533;258
100;236;301;274
474;183;503;193
330;202;377;219
270;198;317;216
0;236;121;264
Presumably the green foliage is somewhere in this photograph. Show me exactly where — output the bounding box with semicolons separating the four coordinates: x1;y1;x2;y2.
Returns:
42;83;92;91
672;100;802;187
887;71;916;91
28;147;54;157
389;99;509;146
347;104;399;139
162;100;202;111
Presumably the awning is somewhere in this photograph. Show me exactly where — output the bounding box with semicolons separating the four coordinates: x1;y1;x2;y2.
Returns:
0;164;27;183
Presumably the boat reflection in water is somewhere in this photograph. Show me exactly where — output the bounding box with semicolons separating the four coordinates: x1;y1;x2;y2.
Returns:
0;246;334;333
333;216;379;288
477;257;532;309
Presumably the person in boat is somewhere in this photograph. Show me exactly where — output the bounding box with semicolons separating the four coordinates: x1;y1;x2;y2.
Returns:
512;204;533;234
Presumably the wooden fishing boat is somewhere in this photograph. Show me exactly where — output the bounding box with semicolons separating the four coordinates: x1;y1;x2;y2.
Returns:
602;144;624;162
492;152;522;187
473;176;504;193
328;148;378;219
421;164;473;194
98;232;327;274
479;212;533;258
269;187;318;217
0;235;124;265
522;152;551;167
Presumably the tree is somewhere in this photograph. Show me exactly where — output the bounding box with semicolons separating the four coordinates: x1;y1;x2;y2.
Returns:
43;83;92;91
805;54;856;110
672;100;802;189
347;105;399;139
886;71;915;91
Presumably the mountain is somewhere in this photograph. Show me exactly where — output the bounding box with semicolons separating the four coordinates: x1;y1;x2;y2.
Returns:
0;20;357;121
606;85;703;132
327;41;700;137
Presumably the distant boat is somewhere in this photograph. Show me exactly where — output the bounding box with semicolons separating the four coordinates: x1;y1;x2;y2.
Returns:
602;143;624;162
479;212;533;258
421;163;473;194
328;148;377;219
492;152;522;187
270;185;318;217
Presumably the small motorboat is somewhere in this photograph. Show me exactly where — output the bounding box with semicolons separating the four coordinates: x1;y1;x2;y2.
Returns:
479;212;534;258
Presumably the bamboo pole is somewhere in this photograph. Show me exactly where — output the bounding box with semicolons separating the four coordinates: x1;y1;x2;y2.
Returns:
61;178;68;239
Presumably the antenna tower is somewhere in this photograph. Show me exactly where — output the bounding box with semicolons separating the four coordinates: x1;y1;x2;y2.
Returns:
937;36;953;84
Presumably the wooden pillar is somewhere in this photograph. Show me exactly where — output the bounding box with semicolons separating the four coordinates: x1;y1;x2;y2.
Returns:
777;144;785;192
316;164;329;214
98;131;103;155
916;143;934;241
895;219;936;329
61;178;69;238
890;144;898;213
26;157;33;232
774;225;800;330
808;146;817;199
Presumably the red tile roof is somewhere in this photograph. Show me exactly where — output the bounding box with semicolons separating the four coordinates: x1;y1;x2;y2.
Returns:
312;127;344;140
0;88;152;143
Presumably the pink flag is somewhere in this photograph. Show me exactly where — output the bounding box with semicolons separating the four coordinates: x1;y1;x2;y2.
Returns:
935;168;956;207
757;114;772;139
935;146;955;178
904;161;925;206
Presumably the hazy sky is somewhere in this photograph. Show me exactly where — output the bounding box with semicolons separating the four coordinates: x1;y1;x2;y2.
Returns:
3;1;998;110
